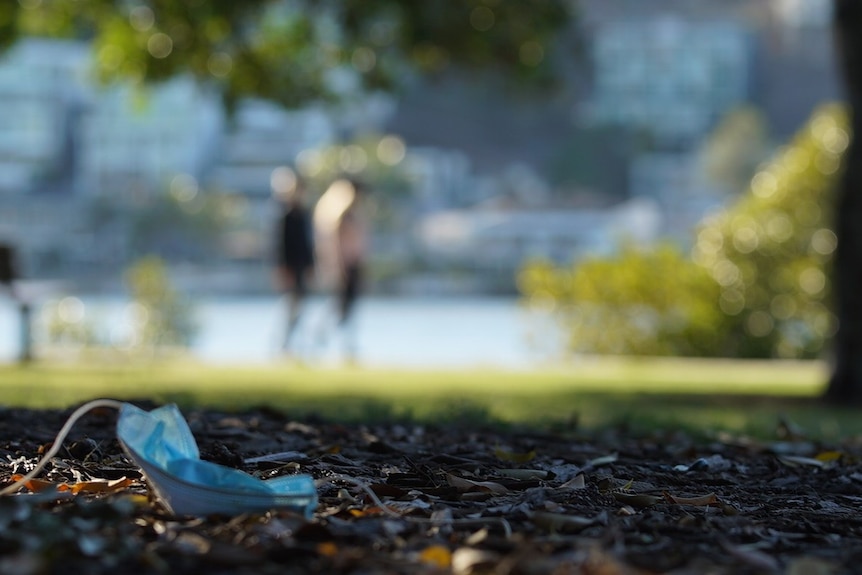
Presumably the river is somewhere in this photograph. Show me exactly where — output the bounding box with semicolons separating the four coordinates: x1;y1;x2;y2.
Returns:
0;294;561;369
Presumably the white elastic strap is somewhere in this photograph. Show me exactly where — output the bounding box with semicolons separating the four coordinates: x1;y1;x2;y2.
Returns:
0;398;125;496
316;475;513;539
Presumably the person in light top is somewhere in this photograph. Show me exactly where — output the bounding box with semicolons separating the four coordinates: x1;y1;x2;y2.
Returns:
313;178;368;358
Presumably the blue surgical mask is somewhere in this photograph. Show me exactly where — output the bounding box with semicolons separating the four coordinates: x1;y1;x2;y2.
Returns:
116;403;318;517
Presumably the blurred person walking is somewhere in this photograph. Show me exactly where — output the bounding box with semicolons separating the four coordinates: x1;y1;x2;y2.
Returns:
272;167;315;353
0;242;32;362
313;178;369;360
0;243;17;301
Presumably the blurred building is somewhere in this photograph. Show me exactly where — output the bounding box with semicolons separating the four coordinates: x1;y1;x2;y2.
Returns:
0;38;338;284
0;0;843;294
582;16;753;148
78;77;223;200
415;198;662;293
0;39;89;197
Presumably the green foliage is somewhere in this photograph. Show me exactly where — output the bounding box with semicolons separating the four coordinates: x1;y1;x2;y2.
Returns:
6;1;573;110
692;104;846;358
298;134;413;231
124;256;197;351
699;105;771;195
42;297;103;350
519;104;846;359
519;244;725;357
128;188;236;262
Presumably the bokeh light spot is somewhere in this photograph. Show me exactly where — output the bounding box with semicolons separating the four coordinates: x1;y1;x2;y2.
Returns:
519;41;544;67
98;43;124;71
712;259;740;287
377;136;406;166
296;149;324;178
270;166;298;200
811;228;837;255
822;126;849;155
765;213;793;243
340;145;368;173
732;226;759;254
795;201;821;226
351;47;377;73
147;33;173;59
751;171;777;199
58;297;85;323
770;294;796;320
207;52;233;78
130;6;155;32
814;152;840;175
470;7;495;31
799;267;826;295
746;311;774;337
170;174;199;202
719;290;744;315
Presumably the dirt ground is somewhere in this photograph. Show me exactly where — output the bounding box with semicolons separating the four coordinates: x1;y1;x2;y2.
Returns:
1;402;861;574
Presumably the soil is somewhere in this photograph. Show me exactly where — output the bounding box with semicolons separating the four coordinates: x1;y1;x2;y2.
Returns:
1;402;861;574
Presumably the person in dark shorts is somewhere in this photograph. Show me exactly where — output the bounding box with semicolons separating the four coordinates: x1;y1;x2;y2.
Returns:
335;180;367;327
272;167;314;351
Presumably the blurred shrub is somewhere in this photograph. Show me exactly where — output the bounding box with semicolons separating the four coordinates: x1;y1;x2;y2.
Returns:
124;256;197;352
699;105;771;195
42;296;103;350
519;103;846;359
518;244;725;356
692;103;845;358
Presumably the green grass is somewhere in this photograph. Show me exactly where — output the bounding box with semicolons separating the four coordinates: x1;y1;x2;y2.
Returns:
0;356;855;440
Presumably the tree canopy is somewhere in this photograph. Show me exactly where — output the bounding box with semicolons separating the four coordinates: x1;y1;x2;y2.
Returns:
2;1;574;110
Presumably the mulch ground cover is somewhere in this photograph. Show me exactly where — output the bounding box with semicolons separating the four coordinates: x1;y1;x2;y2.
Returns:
1;401;861;574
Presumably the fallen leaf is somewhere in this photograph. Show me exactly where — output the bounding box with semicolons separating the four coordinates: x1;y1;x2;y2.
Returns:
451;547;498;575
464;528;489;546
586;453;618;468
419;545;451;568
316;542;339;557
9;475;56;493
70;477;135;495
558;474;586;490
497;469;548;480
815;451;843;463
611;492;662;508
777;455;825;468
348;506;386;517
663;491;719;506
446;474;508;494
530;510;595;533
10;475;136;496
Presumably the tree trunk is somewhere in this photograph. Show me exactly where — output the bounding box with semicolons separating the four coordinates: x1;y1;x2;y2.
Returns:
824;0;862;404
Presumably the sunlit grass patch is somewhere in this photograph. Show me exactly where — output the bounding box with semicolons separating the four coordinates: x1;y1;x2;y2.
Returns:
0;356;847;439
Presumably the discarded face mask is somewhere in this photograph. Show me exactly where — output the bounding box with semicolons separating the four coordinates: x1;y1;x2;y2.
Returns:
0;400;518;538
116;402;318;517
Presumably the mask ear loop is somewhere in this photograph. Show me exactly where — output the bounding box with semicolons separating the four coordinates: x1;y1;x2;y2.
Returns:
0;398;125;496
315;475;513;539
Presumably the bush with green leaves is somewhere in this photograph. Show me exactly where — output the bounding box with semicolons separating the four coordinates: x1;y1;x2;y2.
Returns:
519;104;846;359
691;103;845;358
124;256;197;353
519;243;725;356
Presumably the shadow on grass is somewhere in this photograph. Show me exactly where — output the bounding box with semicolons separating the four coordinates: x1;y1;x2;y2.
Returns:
154;387;858;442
